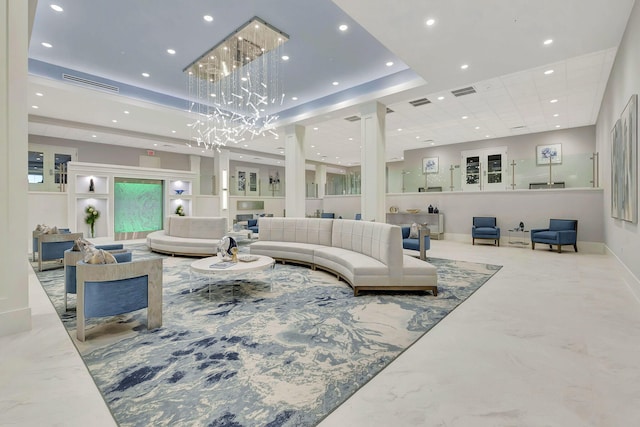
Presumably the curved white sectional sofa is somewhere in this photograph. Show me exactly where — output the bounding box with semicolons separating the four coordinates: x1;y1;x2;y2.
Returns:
249;217;438;296
147;216;227;256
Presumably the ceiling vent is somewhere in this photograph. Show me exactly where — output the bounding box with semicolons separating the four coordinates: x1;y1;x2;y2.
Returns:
510;125;527;131
62;73;119;93
344;115;361;122
409;97;431;107
451;86;476;97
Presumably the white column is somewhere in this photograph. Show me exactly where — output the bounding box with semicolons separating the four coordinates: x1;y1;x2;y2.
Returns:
189;154;201;208
285;125;306;217
0;0;31;336
360;101;386;222
316;164;327;199
214;149;230;226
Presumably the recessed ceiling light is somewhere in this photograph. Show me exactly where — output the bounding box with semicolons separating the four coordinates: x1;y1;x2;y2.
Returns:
386;61;394;67
437;96;444;100
311;145;315;148
281;55;289;61
555;125;561;128
92;135;97;138
280;151;284;154
35;92;43;97
291;96;298;101
167;48;176;55
317;152;321;155
210;93;216;97
124;110;130;114
50;4;63;12
348;137;353;141
460;64;469;70
550;99;558;103
41;42;52;48
462;115;468;119
397;128;403;131
332;81;339;86
141;72;150;77
243;144;248;147
485;135;490;138
544;69;554;75
475;126;480;130
553;113;559;117
171;130;176;133
430;142;435;146
425;18;436;26
241;77;247;81
416;136;420;139
543;39;553;45
154;143;158;146
112;119;118;123
203;15;213;22
338;24;348;31
31;105;39;109
313;127;318;131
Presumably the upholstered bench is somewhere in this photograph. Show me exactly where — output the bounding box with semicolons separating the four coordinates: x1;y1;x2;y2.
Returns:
147;216;228;256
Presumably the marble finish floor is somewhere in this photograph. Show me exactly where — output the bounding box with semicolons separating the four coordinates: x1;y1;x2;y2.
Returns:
2;239;640;426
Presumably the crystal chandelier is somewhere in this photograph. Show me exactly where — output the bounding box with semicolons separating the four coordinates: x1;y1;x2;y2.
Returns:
184;17;289;151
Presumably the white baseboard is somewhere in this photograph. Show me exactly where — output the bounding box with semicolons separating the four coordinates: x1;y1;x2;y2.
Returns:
605;245;640;304
0;307;32;337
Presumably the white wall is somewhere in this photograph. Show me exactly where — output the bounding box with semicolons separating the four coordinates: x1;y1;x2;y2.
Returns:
27;192;68;253
596;0;640;281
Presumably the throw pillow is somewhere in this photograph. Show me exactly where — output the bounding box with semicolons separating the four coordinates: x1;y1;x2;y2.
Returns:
409;223;420;239
72;237;94;252
83;247;117;264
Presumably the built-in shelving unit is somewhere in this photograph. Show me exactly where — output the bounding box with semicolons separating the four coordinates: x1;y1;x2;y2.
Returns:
67;162;199;240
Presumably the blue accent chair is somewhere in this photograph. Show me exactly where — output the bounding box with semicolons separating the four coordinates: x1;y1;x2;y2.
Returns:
401;226;431;251
355;214;362;220
63;245;129;311
75;257;163;341
247;219;259;233
37;232;83;271
472;217;500;246
320;212;335;219
32;228;70;262
531;219;578;253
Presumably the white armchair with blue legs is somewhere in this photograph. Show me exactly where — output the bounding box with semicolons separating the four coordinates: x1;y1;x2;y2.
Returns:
531;219;578;253
75;257;163;341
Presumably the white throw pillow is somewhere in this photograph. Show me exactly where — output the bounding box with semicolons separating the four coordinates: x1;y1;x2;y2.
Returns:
409;223;420;239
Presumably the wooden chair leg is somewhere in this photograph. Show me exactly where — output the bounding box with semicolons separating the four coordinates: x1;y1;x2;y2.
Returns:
574;244;578;252
532;242;535;250
557;245;562;253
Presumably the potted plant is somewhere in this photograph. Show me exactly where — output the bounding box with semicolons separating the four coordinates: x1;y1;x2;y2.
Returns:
84;205;100;237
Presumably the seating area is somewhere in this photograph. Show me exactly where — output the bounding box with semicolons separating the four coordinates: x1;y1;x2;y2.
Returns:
146;216;228;256
472;217;500;246
249;217;438;296
35;230;84;271
401;225;431;252
531;219;578;253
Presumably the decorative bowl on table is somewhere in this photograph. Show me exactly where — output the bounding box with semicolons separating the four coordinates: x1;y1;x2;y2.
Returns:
174;189;185;195
406;209;421;214
389;206;399;213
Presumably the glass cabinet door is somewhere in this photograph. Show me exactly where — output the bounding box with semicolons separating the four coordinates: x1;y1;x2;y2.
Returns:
461;147;507;191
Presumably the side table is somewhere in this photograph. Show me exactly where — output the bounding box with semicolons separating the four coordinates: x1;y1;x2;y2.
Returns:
508;228;530;246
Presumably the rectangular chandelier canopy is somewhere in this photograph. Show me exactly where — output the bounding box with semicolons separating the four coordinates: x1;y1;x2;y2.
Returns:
184;17;289;150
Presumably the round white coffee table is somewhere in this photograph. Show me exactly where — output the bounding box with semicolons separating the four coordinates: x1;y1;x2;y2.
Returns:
189;254;275;294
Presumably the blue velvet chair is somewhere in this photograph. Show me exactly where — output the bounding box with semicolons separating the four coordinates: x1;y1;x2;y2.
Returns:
354;214;362;220
247;218;259;233
401;226;430;251
37;232;83;271
472;217;500;246
63;244;129;311
531;219;578;253
320;212;335;219
75;257;163;341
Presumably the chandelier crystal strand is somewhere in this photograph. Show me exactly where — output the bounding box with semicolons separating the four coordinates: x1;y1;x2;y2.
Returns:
185;18;288;151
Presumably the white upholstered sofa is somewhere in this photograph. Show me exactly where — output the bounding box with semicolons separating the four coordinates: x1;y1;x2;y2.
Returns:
249;217;438;296
146;216;227;256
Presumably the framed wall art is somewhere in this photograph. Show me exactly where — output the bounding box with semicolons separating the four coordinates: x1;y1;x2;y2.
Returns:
611;94;638;223
422;157;439;174
536;143;562;165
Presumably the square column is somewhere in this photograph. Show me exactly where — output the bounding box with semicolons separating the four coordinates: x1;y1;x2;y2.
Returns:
285;125;306;217
360;101;386;223
316;164;327;199
214;149;230;225
0;0;31;336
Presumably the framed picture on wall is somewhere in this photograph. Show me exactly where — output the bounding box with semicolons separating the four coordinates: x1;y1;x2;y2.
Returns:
536;143;562;165
422;157;439;174
611;94;638;223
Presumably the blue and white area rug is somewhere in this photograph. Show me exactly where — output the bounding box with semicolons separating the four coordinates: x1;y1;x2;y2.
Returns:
34;245;501;427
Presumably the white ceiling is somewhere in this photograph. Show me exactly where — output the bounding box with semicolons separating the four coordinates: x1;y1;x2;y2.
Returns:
27;0;635;168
